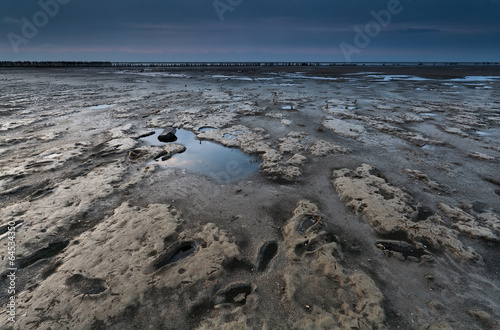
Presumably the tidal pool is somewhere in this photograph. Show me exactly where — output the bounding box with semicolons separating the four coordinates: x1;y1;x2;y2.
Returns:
141;129;261;183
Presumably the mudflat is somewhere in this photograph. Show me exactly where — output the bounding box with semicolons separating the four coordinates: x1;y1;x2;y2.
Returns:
1;66;499;329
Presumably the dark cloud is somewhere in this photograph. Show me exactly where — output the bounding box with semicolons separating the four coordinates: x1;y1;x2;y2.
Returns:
0;0;499;61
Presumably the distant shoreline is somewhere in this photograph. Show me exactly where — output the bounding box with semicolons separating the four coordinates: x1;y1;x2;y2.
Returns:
1;61;499;68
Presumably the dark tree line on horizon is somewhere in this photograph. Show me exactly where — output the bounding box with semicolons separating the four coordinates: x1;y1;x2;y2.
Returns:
0;61;113;67
0;61;355;68
0;61;497;68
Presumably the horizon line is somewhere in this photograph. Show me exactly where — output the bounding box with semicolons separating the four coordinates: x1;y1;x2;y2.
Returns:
1;61;500;68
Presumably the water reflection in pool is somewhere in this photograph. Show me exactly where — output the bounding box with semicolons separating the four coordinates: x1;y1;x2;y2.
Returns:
140;129;261;184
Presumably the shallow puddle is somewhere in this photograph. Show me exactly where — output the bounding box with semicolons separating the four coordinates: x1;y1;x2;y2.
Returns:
475;131;491;137
88;104;116;109
198;127;215;132
296;217;318;235
141;129;261;183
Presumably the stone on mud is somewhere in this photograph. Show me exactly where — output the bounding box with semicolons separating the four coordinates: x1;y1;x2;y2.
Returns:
158;127;177;142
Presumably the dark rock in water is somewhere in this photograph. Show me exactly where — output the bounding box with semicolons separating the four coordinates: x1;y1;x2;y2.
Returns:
158;127;177;142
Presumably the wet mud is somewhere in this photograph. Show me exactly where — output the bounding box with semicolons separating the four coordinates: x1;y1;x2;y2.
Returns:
0;66;499;329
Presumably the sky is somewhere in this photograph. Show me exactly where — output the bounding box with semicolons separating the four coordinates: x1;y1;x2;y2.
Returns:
0;0;499;62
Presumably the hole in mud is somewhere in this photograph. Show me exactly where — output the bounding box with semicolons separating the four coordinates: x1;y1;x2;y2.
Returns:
495;189;500;196
65;274;107;295
342;239;362;255
413;206;434;222
472;201;487;213
324;233;336;243
358;203;368;212
256;241;278;272
295;242;307;256
221;284;252;305
25;161;53;169
222;258;254;273
198;127;215;132
140;129;261;183
90;319;107;330
155;242;197;271
29;187;54;201
294;240;318;256
378;189;395;200
296;216;318;235
376;231;409;243
188;299;215;327
368;168;389;181
41;259;63;279
375;240;428;261
17;241;69;269
0;221;23;235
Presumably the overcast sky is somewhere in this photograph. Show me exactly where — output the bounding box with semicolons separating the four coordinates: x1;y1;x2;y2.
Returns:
1;0;499;62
